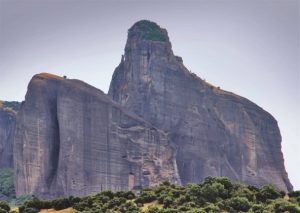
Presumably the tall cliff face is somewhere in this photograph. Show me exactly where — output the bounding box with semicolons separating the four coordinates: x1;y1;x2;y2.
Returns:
108;20;292;191
14;73;180;198
0;101;20;168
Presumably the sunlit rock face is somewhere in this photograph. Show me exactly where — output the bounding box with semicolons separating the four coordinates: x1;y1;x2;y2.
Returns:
14;73;180;198
0;101;20;168
108;20;292;192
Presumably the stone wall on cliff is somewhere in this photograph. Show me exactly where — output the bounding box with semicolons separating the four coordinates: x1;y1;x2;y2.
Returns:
108;20;292;191
14;73;180;198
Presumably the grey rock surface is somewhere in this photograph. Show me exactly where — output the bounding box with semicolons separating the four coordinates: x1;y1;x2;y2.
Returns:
14;73;180;198
0;101;19;168
108;20;292;191
14;20;293;198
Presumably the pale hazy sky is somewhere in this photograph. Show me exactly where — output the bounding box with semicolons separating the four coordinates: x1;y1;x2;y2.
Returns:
0;0;299;190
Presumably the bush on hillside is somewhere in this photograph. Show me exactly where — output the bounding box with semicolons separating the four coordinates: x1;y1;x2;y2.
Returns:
14;176;300;213
0;201;10;212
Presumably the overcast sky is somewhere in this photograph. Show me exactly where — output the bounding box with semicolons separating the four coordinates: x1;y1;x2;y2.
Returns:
0;0;299;190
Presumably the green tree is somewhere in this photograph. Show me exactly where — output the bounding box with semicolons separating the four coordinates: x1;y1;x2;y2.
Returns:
257;184;281;202
272;199;300;213
226;197;251;212
0;201;10;212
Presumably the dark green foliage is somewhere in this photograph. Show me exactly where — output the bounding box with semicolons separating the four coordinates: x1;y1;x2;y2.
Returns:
0;201;10;212
203;203;220;213
13;176;300;213
251;204;264;213
0;208;7;213
23;207;39;213
226;197;251;212
272;199;300;213
257;184;281;202
52;197;71;210
0;169;15;198
19;196;71;213
289;190;300;198
135;189;156;204
119;201;139;212
146;206;161;213
2;101;21;111
128;20;167;42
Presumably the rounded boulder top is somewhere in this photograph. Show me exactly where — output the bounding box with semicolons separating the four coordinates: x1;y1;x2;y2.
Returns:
128;20;168;42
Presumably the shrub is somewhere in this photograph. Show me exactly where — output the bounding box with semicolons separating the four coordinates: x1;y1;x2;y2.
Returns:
257;184;281;202
186;208;206;213
128;20;167;42
162;196;173;208
135;190;156;204
0;208;7;213
201;182;227;202
272;199;300;213
251;203;264;213
146;206;162;213
100;190;114;199
289;190;300;198
23;208;39;213
0;201;10;212
203;203;220;213
107;197;126;209
68;196;81;206
226;197;251;212
52;197;71;210
114;191;135;200
119;201;139;212
73;201;88;212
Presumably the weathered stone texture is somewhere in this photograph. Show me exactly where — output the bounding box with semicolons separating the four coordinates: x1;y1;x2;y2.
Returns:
108;20;292;191
14;73;179;198
0;102;19;168
14;20;292;199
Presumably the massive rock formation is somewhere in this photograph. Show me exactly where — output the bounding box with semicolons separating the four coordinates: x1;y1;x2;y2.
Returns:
0;101;20;168
14;20;292;198
108;20;292;191
14;73;180;198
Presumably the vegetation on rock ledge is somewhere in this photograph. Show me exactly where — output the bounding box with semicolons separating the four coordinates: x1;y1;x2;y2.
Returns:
0;101;21;112
128;20;167;42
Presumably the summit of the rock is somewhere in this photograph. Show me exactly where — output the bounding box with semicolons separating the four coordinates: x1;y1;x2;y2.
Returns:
128;20;168;42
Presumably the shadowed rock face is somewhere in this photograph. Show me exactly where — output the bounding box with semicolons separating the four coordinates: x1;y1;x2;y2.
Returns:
0;101;20;168
14;73;180;198
109;20;292;191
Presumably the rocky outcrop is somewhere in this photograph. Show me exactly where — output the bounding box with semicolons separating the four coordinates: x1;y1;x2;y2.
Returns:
108;20;292;191
0;101;20;168
14;20;293;198
14;73;180;198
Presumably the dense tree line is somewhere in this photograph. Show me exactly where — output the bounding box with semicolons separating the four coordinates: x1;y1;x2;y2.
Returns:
0;177;299;212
